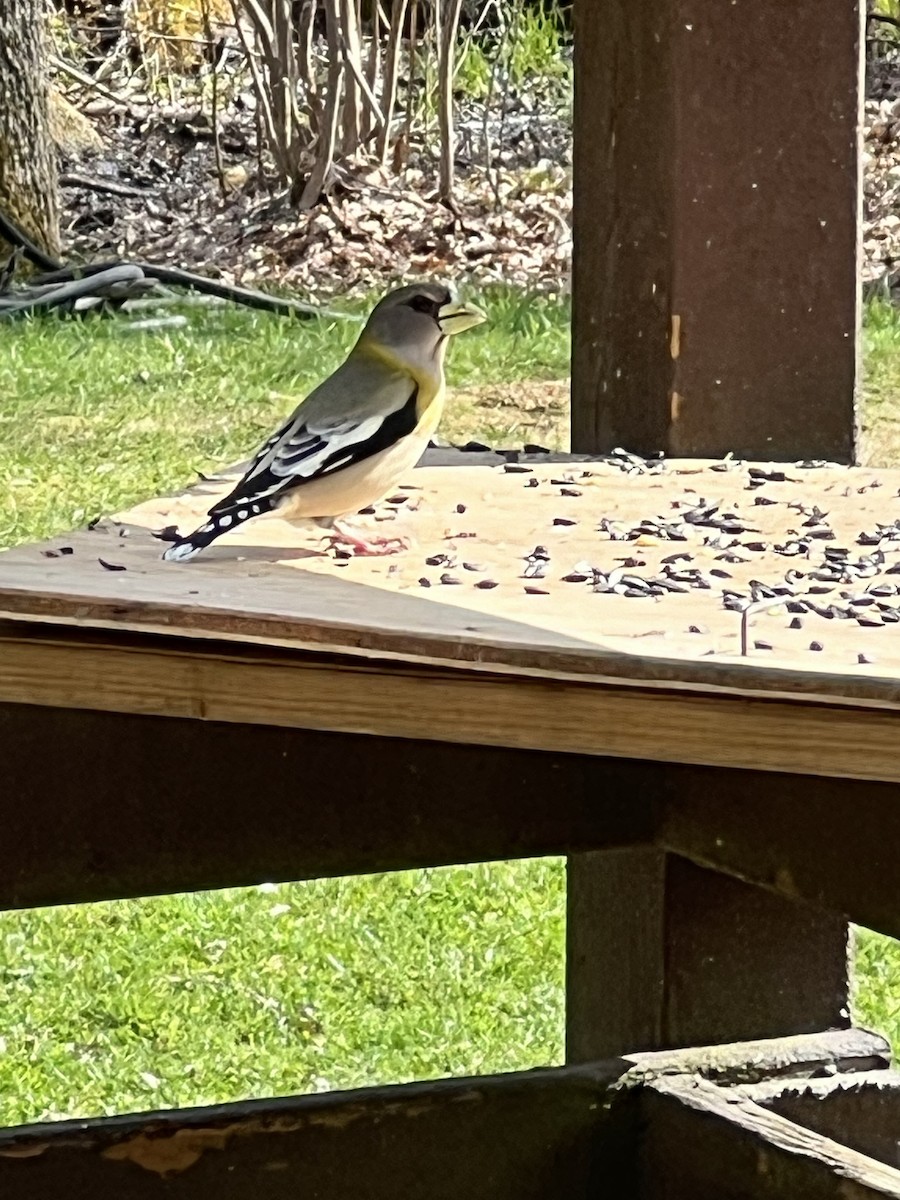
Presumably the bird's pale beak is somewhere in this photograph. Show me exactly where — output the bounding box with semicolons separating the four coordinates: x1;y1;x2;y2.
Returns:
437;300;488;336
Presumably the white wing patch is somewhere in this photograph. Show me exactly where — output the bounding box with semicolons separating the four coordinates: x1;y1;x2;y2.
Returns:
214;412;396;511
271;414;385;479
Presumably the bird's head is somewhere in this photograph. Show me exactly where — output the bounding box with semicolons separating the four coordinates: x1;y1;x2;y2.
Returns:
358;283;487;372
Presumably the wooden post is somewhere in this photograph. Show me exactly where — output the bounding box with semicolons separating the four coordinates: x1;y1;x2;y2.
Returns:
571;0;862;462
566;851;850;1062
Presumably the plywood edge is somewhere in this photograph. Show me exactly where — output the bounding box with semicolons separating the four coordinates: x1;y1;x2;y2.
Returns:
2;598;900;713
2;627;900;782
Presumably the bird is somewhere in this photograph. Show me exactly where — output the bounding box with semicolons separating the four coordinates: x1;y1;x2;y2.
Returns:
162;282;486;562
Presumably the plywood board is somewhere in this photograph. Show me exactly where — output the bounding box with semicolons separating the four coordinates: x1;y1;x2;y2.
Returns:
2;455;900;703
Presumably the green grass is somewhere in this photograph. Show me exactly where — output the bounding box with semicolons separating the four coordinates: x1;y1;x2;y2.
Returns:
3;291;900;1127
860;299;900;465
0;863;565;1125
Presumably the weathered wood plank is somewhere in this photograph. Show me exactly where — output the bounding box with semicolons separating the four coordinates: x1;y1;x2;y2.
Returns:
566;852;849;1060
626;1028;890;1088
743;1071;900;1169
571;0;673;455
0;1064;626;1199
639;1076;900;1198
3;628;900;785
572;0;861;461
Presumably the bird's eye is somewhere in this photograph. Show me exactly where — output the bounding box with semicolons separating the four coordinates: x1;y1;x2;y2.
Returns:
408;294;440;316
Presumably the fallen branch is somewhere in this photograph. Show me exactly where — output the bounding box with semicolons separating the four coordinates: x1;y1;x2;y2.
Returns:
0;206;348;321
868;11;900;29
49;54;131;106
59;173;154;199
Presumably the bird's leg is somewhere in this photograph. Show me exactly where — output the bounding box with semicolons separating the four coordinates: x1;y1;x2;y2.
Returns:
323;519;410;557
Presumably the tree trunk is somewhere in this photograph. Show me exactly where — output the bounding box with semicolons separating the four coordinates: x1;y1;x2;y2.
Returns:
0;0;60;261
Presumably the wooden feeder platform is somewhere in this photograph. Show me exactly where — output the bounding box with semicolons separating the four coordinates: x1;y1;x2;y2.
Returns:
2;448;900;1196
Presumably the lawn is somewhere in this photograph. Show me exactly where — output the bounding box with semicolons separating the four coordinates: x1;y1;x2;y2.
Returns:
1;290;899;1127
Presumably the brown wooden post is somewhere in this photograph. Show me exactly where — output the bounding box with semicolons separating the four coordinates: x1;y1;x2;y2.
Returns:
571;0;862;462
566;850;850;1062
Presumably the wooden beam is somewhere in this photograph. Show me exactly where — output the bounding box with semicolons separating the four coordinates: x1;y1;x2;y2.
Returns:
572;0;862;461
566;851;849;1061
0;702;650;909
639;1076;900;1198
4;689;899;939
658;764;900;941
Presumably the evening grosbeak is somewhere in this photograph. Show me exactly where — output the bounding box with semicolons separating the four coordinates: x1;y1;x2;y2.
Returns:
163;282;486;560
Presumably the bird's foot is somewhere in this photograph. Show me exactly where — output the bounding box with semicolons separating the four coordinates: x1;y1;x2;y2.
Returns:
324;528;410;557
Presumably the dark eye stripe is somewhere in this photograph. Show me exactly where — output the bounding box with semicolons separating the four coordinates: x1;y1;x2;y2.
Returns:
408;294;438;315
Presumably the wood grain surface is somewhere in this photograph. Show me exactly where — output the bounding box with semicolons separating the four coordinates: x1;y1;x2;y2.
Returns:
2;624;900;780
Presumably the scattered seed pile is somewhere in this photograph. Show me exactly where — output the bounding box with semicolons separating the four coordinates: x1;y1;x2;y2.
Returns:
380;452;900;663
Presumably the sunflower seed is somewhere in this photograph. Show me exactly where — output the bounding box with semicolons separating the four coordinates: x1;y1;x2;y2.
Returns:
749;467;789;482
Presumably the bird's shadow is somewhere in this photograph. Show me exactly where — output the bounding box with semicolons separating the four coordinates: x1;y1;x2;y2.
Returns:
177;543;327;564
